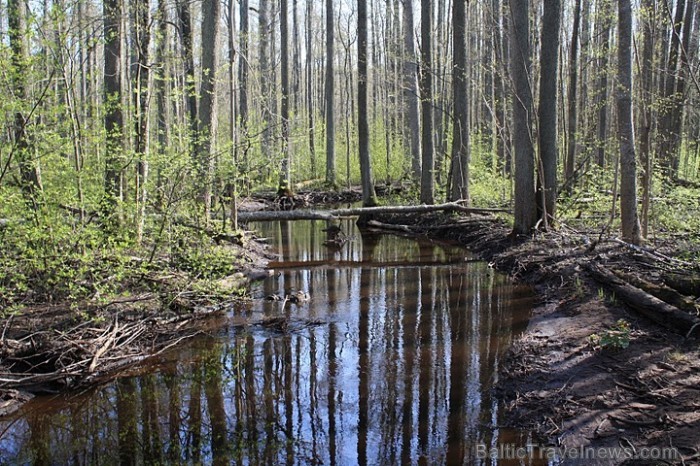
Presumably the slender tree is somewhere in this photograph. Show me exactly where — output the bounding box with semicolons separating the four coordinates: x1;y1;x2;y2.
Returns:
279;0;292;194
565;0;581;192
509;0;537;234
198;0;221;221
401;0;421;181
449;0;469;202
103;0;123;217
617;0;642;244
358;0;378;211
325;0;336;186
133;0;151;241
537;0;561;226
419;0;434;204
8;0;43;204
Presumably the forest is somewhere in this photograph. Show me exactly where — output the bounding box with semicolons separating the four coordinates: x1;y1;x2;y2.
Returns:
1;0;700;462
2;0;700;250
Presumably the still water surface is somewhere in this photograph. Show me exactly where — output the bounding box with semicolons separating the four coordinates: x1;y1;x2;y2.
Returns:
0;219;544;465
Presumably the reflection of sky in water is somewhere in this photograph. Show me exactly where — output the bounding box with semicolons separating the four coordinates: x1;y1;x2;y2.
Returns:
0;220;546;465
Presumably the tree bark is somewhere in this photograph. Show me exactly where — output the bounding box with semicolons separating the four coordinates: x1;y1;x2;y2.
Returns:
449;0;469;203
419;0;435;204
325;0;336;186
133;0;151;242
565;0;581;192
617;0;642;244
537;0;561;226
509;0;537;234
279;0;292;194
103;0;123;217
401;0;421;181
595;1;612;167
8;0;43;204
198;0;221;222
358;0;378;210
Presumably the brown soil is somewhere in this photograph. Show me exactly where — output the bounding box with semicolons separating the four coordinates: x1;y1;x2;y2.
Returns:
379;212;700;465
0;235;271;417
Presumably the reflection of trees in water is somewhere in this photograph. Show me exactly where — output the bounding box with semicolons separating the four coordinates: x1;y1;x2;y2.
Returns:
2;228;527;465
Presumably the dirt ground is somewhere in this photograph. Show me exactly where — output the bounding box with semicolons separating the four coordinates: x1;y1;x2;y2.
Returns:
394;212;700;465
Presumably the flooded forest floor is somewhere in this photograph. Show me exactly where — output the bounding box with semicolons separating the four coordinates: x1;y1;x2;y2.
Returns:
379;210;700;463
2;188;699;463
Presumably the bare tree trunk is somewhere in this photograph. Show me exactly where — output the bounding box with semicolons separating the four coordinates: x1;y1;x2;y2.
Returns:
358;0;378;211
449;0;469;203
279;0;292;194
419;0;434;204
133;0;151;242
401;0;421;181
177;0;197;152
669;1;695;176
306;0;317;178
509;0;536;234
617;0;642;244
658;0;686;178
325;0;336;186
639;0;657;237
103;0;123;221
198;0;221;222
8;0;43;206
596;0;612;167
565;0;581;192
239;0;250;176
537;0;561;226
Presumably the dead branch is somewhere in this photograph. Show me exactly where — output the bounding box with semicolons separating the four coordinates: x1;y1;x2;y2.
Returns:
237;202;511;223
586;263;700;337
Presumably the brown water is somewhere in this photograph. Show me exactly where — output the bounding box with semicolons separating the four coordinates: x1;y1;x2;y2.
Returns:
0;219;550;465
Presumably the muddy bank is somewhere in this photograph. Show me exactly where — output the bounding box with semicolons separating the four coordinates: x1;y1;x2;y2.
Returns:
0;234;271;417
377;212;700;465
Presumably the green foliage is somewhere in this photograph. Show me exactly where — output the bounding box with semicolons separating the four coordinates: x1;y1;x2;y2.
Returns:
589;319;631;350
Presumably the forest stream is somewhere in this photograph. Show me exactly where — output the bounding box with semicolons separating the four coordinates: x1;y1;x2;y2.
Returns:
0;218;553;465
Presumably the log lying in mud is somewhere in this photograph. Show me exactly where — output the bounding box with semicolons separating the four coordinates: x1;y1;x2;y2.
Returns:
611;269;700;316
586;264;700;337
237;202;510;223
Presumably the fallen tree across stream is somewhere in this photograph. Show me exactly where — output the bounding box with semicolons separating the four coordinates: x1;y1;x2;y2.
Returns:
237;202;510;222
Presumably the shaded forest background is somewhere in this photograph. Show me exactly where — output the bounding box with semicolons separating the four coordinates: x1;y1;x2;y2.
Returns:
2;0;700;305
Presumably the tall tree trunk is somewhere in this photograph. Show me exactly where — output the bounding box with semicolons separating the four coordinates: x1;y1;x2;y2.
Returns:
565;0;581;192
279;0;292;194
103;0;123;219
239;0;250;162
617;0;642;244
449;0;469;203
306;0;317;178
259;0;272;166
596;0;612;167
639;0;657;237
401;0;421;181
669;1;695;176
325;0;336;186
509;0;536;234
177;0;197;151
8;0;43;205
133;0;151;242
198;0;221;222
358;0;378;211
537;0;561;226
419;0;434;204
658;0;686;178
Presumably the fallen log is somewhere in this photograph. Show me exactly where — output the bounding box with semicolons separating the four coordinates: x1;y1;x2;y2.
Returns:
610;269;699;316
586;264;700;338
663;272;700;297
238;202;510;223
